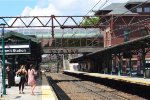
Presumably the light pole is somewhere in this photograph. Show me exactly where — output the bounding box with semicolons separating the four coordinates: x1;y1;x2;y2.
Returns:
0;23;6;95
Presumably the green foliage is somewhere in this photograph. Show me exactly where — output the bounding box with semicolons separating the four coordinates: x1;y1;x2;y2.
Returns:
81;17;100;26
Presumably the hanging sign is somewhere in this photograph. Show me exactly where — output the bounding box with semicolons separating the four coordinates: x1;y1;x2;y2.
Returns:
0;44;30;55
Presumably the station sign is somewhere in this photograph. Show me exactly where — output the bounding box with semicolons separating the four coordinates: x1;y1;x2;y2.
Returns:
146;60;150;63
0;44;30;55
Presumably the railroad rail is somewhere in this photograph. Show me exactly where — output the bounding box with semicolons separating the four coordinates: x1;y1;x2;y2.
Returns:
46;73;145;100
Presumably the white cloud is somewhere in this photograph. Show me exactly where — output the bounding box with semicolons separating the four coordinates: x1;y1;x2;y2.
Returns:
21;4;60;16
56;0;76;8
21;6;32;16
21;0;120;16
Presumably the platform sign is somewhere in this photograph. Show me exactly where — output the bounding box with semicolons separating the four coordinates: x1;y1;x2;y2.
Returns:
145;60;150;68
0;44;30;55
146;60;150;63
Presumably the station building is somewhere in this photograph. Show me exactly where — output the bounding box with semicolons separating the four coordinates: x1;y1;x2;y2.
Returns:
70;0;150;78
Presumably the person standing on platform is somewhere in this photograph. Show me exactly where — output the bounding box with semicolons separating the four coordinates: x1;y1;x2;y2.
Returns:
28;64;37;95
16;65;27;94
6;66;11;88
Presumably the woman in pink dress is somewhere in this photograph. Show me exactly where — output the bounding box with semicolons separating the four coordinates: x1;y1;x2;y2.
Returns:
28;64;37;95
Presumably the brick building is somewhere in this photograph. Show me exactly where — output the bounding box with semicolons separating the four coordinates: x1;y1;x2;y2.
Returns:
70;0;150;78
95;0;150;47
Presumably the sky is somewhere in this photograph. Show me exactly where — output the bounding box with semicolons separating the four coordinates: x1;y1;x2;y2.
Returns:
0;0;129;16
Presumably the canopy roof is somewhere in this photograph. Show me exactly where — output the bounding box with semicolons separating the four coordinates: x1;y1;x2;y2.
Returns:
70;34;150;63
12;28;102;38
2;31;39;44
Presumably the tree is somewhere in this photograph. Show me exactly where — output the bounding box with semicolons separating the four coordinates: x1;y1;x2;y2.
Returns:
80;17;100;26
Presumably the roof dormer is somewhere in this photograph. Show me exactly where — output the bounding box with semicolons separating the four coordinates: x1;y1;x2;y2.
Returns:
125;0;150;14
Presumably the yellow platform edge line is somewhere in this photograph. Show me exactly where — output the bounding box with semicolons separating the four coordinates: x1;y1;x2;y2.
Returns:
42;85;57;100
84;73;150;86
42;74;58;100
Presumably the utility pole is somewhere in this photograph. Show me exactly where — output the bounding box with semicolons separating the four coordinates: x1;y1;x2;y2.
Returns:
1;23;6;95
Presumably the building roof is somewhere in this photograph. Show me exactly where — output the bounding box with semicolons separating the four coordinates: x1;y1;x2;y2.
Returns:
127;0;150;3
101;3;134;14
95;0;150;15
4;31;39;43
126;0;150;6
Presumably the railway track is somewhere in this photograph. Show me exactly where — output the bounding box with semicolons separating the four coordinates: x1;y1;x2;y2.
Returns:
46;73;146;100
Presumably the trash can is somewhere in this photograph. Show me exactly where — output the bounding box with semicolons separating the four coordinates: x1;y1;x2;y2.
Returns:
145;61;150;78
145;68;150;78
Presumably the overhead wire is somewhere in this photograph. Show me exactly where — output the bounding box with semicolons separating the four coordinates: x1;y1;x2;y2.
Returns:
109;2;150;42
85;0;103;15
69;0;109;46
69;0;106;39
84;0;109;39
111;17;150;40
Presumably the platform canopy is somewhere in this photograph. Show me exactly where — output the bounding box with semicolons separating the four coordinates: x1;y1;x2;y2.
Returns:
70;34;150;63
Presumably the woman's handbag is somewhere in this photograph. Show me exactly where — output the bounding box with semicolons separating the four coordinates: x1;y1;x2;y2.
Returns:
15;75;21;84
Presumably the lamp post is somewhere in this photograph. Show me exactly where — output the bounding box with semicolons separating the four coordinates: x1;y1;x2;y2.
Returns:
0;23;6;95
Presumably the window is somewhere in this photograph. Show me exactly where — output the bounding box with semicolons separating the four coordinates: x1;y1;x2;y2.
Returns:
141;29;148;36
132;60;137;66
136;7;142;12
144;7;150;13
123;29;130;42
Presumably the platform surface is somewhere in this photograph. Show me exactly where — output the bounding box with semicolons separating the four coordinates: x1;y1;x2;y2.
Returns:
64;70;150;86
1;74;58;100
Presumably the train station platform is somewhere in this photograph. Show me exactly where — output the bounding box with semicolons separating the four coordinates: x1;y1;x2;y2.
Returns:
1;74;58;100
63;70;150;86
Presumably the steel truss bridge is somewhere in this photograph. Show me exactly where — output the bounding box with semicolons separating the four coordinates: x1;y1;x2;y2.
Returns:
0;15;150;54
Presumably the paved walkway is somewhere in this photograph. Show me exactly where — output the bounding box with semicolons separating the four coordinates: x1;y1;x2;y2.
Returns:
1;74;57;100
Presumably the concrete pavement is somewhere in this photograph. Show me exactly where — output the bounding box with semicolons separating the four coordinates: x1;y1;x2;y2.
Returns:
1;74;57;100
